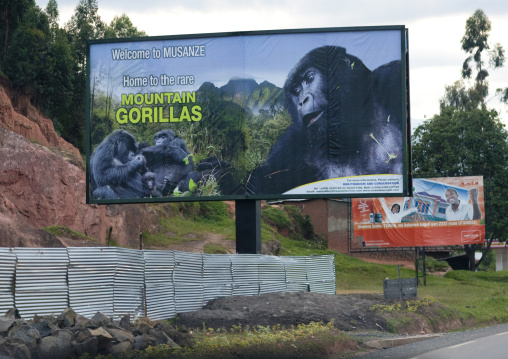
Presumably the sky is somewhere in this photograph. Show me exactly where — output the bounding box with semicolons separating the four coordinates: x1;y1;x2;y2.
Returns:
35;0;508;131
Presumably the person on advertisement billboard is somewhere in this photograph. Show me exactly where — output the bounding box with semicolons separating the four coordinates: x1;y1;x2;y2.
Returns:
444;188;481;221
380;198;418;223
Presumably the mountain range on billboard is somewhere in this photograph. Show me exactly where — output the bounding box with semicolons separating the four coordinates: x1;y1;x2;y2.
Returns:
200;78;284;114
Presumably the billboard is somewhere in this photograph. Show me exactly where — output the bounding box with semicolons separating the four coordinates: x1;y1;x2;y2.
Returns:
86;26;409;204
352;176;485;248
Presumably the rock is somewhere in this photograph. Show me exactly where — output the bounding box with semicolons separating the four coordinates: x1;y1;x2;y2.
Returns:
8;323;40;353
90;312;112;328
154;322;193;347
88;327;113;353
73;336;98;358
110;341;132;354
119;314;133;331
133;334;158;350
32;320;58;338
3;308;20;320
0;340;31;359
88;327;113;340
149;328;180;348
56;308;76;328
0;125;158;248
107;328;134;343
74;314;91;328
136;322;153;335
74;328;93;343
0;318;15;334
37;330;73;359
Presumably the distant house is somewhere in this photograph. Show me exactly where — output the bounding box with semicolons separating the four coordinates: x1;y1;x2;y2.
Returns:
403;191;449;221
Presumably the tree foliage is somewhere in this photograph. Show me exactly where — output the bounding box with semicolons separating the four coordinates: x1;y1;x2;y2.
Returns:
428;9;508;270
104;14;146;39
442;9;507;110
413;107;508;270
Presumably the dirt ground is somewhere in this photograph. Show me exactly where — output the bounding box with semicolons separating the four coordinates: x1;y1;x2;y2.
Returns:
176;292;390;332
174;290;465;337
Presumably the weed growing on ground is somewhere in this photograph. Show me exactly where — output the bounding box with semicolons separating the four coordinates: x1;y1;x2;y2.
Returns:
370;297;437;313
84;322;359;359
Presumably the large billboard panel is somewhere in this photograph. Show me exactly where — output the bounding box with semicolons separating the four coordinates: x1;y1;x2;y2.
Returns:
352;176;485;248
86;26;409;204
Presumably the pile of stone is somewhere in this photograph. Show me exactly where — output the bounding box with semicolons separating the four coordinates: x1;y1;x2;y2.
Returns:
0;308;191;359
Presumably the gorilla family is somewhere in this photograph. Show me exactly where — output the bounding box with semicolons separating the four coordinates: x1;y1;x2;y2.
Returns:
247;45;403;194
90;129;231;200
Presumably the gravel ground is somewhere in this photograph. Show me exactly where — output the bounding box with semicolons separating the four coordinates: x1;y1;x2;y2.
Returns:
176;292;391;332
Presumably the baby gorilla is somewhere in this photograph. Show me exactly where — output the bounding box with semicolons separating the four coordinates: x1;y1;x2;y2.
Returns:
142;171;163;197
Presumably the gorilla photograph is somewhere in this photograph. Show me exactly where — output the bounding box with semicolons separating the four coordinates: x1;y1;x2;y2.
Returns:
87;26;408;203
246;45;404;195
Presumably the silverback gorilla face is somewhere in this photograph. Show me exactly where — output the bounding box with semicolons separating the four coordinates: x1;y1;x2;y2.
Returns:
287;67;327;128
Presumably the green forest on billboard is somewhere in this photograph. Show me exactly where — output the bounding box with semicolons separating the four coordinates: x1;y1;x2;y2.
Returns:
89;78;291;191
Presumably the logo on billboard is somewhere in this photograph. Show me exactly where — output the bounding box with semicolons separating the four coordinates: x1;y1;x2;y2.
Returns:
461;230;482;244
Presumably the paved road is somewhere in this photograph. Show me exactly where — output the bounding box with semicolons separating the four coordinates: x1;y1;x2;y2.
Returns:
357;323;508;359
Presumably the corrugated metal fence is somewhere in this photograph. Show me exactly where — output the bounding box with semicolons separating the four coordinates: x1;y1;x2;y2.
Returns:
0;247;335;320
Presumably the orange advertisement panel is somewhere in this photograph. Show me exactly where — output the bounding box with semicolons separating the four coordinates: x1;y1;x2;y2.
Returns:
352;176;485;248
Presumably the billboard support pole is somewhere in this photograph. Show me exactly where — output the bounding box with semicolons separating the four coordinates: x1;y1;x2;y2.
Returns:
235;200;261;254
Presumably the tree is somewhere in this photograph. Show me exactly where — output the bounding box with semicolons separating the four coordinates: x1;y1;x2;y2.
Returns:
104;14;146;39
3;4;74;138
0;0;34;65
441;9;507;110
65;0;105;71
426;9;508;270
413;107;508;270
64;0;106;152
45;0;59;38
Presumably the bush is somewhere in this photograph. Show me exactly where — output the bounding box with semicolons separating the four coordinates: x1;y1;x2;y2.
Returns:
261;206;291;230
426;257;449;272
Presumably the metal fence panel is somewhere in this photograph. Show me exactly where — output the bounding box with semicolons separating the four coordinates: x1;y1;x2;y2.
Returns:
282;256;308;286
145;284;176;320
173;251;203;284
175;284;204;313
307;255;336;294
143;250;176;320
14;248;69;318
0;248;336;320
0;248;16;313
113;248;145;319
203;284;233;303
143;250;175;285
231;254;259;283
203;254;232;284
67;247;117;317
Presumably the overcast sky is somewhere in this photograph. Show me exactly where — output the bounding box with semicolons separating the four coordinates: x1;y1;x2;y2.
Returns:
35;0;508;131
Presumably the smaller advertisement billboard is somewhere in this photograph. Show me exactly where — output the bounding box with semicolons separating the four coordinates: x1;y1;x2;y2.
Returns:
352;176;485;248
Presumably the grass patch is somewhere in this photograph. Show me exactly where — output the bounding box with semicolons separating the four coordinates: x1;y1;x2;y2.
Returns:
43;225;98;242
332;253;508;327
203;243;229;254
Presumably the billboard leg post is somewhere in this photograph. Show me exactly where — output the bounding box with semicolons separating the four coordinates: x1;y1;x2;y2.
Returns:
235;200;261;254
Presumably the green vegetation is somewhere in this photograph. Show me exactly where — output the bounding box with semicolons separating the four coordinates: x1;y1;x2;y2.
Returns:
425;256;450;272
84;322;359;359
43;225;98;242
203;243;229;254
